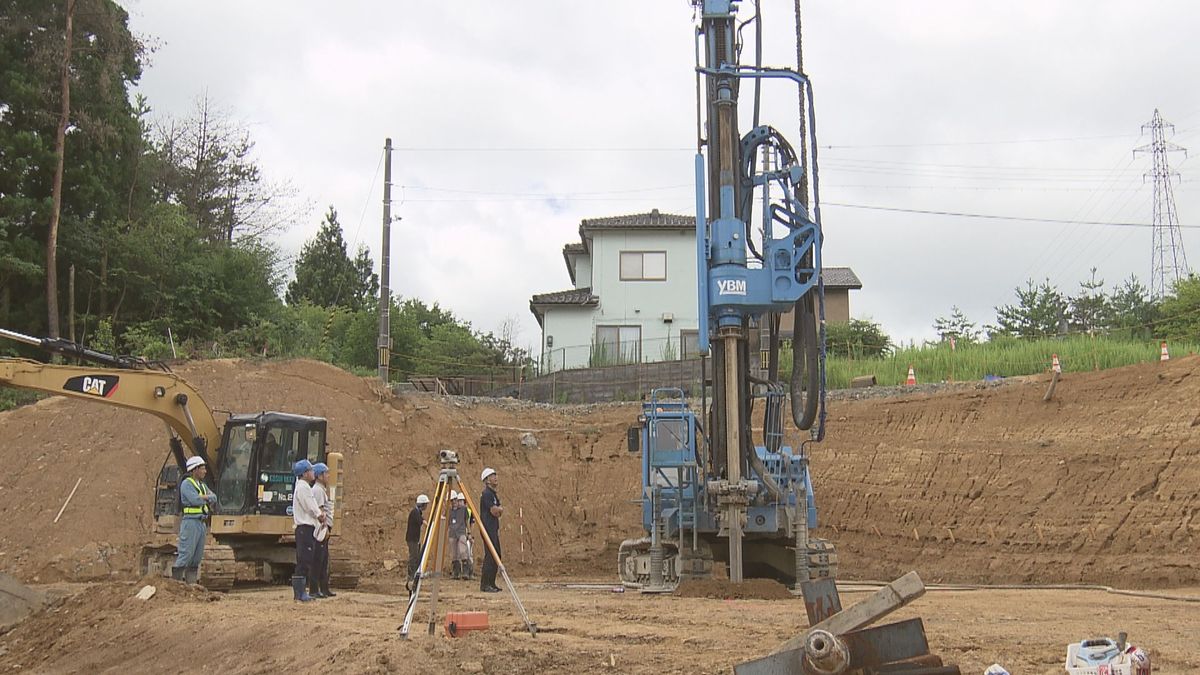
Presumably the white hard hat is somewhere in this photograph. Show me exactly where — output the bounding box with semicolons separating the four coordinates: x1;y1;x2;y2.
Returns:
185;456;206;472
449;490;461;500
416;494;430;505
481;468;496;481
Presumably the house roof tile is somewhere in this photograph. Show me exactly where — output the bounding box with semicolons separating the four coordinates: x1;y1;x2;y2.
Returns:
579;209;694;233
529;287;599;325
823;267;863;290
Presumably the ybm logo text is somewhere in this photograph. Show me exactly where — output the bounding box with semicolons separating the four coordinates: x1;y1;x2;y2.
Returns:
717;279;747;296
63;374;119;398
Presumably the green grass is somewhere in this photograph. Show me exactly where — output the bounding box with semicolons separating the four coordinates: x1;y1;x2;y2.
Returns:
0;388;42;413
802;336;1197;389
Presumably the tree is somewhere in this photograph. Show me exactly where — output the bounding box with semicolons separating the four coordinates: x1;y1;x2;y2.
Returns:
1068;268;1109;335
1105;276;1155;337
825;318;891;358
286;207;378;311
1153;275;1200;341
45;0;76;338
989;279;1068;339
0;0;146;333
933;306;979;344
151;95;301;244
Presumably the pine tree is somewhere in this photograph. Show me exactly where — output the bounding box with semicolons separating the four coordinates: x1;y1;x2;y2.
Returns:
286;207;377;310
989;279;1069;339
1068;268;1109;335
933;306;979;343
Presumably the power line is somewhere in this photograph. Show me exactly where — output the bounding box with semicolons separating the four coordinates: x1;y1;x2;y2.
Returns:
820;132;1142;150
823;201;1199;229
400;183;692;197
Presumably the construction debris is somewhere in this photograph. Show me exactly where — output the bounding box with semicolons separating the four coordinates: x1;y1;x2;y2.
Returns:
737;571;960;675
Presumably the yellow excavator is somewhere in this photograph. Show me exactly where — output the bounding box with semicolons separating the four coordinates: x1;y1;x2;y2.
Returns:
0;327;360;591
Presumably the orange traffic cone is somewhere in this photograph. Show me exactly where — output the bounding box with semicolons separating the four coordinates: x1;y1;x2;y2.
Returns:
1160;341;1170;362
1051;354;1061;374
905;365;917;386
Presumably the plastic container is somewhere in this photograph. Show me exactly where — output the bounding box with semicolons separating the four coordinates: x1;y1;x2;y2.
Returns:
444;611;489;637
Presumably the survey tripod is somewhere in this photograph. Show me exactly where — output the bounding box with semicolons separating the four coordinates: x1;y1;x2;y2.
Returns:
399;450;537;638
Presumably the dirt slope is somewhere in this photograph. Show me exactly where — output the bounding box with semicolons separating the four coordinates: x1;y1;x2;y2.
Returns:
818;356;1200;587
0;356;1197;589
0;359;641;582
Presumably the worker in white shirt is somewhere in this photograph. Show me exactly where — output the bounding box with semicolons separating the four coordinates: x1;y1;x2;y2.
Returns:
291;459;324;603
309;462;336;598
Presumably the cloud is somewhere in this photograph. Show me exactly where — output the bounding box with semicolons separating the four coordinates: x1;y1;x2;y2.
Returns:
124;0;1200;347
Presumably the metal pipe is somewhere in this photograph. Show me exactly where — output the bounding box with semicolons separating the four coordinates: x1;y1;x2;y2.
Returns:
0;328;41;347
805;629;850;675
723;334;743;583
695;154;710;355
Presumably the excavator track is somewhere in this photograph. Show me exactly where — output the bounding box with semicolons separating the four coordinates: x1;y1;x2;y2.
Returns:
199;544;237;591
328;546;362;589
138;542;236;592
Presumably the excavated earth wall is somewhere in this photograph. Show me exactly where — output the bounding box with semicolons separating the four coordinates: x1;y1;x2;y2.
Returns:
0;357;1196;589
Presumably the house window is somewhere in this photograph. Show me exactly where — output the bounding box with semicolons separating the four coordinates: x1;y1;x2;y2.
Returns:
594;325;641;366
680;330;700;359
619;251;667;281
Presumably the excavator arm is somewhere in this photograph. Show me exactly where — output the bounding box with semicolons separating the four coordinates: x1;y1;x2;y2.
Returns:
0;358;223;471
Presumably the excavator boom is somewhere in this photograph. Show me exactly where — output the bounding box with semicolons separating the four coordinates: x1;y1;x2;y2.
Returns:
0;358;222;469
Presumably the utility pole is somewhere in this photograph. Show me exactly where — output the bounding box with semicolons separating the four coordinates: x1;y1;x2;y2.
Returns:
377;138;393;383
1135;109;1189;299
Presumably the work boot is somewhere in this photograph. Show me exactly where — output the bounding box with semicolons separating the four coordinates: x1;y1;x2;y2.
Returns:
171;566;185;582
292;575;314;602
309;578;326;599
320;575;337;598
464;560;474;581
185;567;200;585
451;560;462;580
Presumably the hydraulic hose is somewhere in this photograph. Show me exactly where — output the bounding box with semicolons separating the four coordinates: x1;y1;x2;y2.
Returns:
791;290;820;430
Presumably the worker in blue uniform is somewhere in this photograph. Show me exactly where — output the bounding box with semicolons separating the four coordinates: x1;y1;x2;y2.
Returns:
173;455;217;585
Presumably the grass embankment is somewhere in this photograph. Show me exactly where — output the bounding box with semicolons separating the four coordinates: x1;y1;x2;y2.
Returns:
819;336;1196;389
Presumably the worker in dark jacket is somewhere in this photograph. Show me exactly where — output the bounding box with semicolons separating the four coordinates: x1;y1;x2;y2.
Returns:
479;468;503;593
406;494;430;586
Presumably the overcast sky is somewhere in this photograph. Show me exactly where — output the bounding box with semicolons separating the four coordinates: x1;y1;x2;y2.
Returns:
121;1;1200;348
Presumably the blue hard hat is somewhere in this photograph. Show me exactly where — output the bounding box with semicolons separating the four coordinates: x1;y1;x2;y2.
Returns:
312;462;329;476
293;459;314;476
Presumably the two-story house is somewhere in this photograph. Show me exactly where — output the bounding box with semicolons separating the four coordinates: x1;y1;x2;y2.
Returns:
530;209;861;373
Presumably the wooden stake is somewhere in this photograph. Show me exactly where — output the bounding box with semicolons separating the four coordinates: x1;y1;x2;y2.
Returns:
54;477;83;524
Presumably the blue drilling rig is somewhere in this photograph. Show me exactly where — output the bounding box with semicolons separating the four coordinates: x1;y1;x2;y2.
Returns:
618;0;836;590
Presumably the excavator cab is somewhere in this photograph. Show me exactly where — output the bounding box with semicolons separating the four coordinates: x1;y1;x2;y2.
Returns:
151;412;328;521
215;412;327;517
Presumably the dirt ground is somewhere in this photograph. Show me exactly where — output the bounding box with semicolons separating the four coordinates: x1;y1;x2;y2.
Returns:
2;577;1197;674
1;355;1199;671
